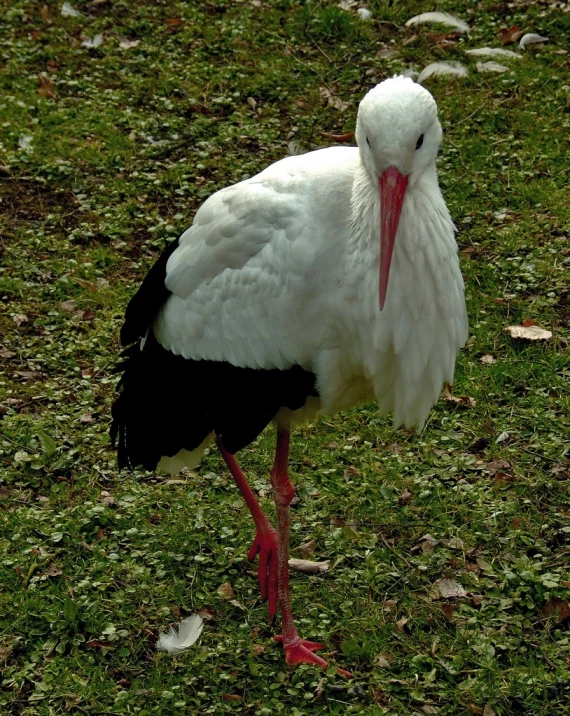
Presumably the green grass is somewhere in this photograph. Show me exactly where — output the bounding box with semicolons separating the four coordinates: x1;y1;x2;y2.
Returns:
1;0;570;714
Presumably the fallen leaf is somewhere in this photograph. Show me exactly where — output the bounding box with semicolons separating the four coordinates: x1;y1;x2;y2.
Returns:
197;606;215;621
86;639;111;649
471;594;484;607
487;459;510;476
483;706;496;716
441;603;457;621
246;96;257;110
542;597;570;624
395;617;408;633
383;599;397;612
40;4;52;22
217;582;235;600
444;384;476;408
519;33;549;50
13;313;29;326
251;643;267;656
44;562;63;578
376;654;391;667
100;491;115;506
319;87;349;113
60;300;77;312
296;539;317;558
498;26;523;45
229;599;246;610
507;324;552;341
522;318;536;327
288;558;330;573
399;487;413;505
222;694;244;702
480;354;496;365
80;412;94;423
165;17;182;26
419;534;438;554
0;349;16;359
436;578;467;600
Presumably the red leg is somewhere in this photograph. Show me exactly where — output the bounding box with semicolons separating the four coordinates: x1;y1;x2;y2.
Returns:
217;438;278;619
270;429;352;678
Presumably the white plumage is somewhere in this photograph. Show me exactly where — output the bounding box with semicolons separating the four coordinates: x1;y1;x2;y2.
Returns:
114;76;468;675
155;77;467;470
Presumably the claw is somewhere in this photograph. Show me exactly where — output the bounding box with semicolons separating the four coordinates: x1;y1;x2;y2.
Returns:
248;527;278;619
274;636;353;678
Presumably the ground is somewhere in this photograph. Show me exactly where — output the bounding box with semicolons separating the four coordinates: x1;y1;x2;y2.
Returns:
1;1;570;714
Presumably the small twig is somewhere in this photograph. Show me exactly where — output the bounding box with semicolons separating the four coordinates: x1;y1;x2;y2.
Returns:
379;532;413;569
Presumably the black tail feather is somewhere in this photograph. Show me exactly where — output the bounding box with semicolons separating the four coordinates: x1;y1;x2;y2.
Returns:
111;332;318;472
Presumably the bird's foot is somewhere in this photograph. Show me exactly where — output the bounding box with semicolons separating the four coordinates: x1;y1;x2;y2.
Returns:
248;526;278;619
274;636;353;678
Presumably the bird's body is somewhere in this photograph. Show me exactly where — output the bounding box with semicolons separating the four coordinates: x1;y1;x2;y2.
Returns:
112;77;468;675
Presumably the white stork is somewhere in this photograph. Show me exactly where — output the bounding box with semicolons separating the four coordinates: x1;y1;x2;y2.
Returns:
111;76;468;677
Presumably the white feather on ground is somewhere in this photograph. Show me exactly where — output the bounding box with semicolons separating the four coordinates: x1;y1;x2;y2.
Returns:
156;614;204;654
357;7;372;21
417;61;468;84
519;33;549;50
465;47;521;59
405;12;469;34
476;61;509;73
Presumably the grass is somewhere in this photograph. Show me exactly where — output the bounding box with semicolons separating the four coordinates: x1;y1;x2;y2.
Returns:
1;0;569;714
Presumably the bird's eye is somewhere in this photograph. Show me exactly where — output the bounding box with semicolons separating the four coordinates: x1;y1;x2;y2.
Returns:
415;134;424;150
366;136;371;148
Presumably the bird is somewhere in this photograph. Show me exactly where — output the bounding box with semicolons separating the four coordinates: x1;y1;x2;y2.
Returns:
111;75;468;677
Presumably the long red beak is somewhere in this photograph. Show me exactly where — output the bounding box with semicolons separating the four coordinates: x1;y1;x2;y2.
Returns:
379;166;408;310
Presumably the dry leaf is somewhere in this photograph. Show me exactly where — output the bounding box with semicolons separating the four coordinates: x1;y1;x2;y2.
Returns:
520;33;549;50
376;654;390;667
229;599;246;610
395;617;408;633
289;558;330;573
487;459;510;476
444;384;476;408
471;594;484;607
399;488;413;505
0;349;16;359
436;578;467;599
86;639;111;649
319;87;349;113
251;643;267;656
507;325;552;341
100;491;115;506
44;562;63;578
197;606;216;621
165;18;182;26
41;4;52;22
80;412;94;423
38;73;58;99
296;539;317;558
483;706;496;716
480;354;496;365
13;313;29;326
419;534;438;554
60;300;77;312
217;582;235;600
498;26;523;45
246;96;257;110
542;597;570;624
61;1;81;17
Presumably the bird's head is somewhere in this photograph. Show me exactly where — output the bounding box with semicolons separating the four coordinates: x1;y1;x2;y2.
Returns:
355;77;442;310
